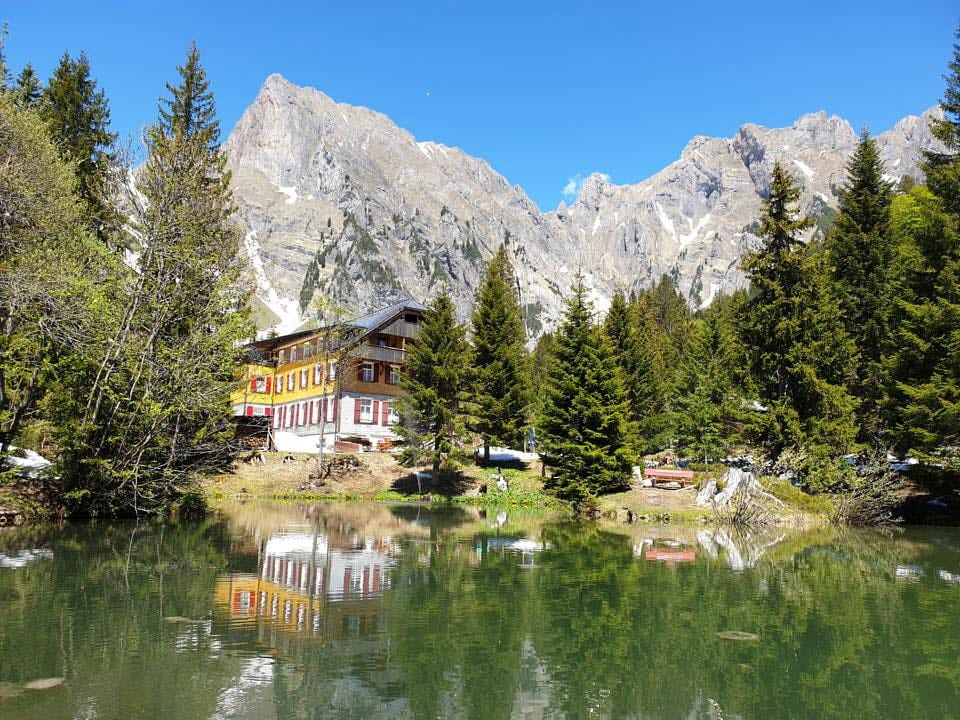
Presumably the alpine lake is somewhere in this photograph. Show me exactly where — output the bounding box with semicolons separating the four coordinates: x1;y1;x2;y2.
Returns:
1;500;959;719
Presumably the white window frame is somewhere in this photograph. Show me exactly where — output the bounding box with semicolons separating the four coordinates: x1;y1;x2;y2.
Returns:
388;365;400;385
287;372;295;391
275;376;283;395
359;398;374;423
328;361;337;380
387;405;399;425
326;397;336;422
314;364;323;385
361;363;374;383
300;368;308;389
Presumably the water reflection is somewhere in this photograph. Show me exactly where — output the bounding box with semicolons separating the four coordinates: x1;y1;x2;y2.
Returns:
1;502;959;719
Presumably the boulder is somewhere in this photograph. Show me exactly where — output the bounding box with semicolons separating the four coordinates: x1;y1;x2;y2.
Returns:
695;479;718;507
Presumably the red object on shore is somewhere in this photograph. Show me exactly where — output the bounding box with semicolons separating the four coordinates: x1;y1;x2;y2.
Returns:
644;468;695;487
645;548;696;564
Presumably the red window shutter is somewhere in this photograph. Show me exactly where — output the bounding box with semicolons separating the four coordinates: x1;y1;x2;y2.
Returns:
373;400;380;424
266;376;272;394
354;399;362;423
381;401;389;425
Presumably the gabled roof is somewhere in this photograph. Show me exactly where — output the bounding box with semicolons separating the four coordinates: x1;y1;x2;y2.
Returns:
347;298;427;332
246;297;427;352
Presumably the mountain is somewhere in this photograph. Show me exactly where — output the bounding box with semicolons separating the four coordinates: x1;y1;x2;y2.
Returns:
224;74;942;336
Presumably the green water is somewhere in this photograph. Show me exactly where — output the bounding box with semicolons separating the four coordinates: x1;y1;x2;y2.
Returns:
0;502;959;719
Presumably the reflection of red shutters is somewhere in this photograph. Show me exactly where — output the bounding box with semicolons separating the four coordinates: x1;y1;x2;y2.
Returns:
373;400;380;424
265;376;272;394
246;405;254;416
250;377;257;392
382;401;389;425
354;399;362;423
265;407;272;417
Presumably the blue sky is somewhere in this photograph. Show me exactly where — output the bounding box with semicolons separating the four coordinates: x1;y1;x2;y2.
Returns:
4;1;957;209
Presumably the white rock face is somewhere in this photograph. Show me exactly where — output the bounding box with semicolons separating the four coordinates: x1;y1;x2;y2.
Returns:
224;74;943;336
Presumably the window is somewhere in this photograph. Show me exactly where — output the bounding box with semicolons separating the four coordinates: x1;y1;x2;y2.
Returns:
359;398;374;423
378;335;388;347
326;397;336;422
361;363;374;383
287;373;295;391
300;368;308;389
314;364;323;385
289;347;297;362
404;313;419;324
275;376;283;395
388;365;400;385
328;361;337;380
387;404;399;425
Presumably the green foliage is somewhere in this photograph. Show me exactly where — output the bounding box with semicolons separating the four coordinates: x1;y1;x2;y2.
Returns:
538;277;634;502
39;51;117;241
50;44;251;516
11;64;41;108
395;290;472;473
827;130;893;440
740;162;858;457
157;42;219;147
469;245;532;456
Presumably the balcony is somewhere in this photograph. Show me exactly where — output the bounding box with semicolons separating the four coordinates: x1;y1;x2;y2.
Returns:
379;319;420;339
359;345;407;364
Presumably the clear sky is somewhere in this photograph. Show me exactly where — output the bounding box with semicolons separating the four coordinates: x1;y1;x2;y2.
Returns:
4;1;957;209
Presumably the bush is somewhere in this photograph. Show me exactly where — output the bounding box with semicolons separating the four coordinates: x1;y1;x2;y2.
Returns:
171;488;209;520
831;455;901;526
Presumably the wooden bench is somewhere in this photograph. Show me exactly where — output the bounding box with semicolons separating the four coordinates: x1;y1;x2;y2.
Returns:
644;468;695;488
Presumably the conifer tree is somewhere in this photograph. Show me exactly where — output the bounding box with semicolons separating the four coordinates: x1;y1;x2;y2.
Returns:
885;32;960;466
470;245;532;460
158;41;219;147
54;44;250;516
396;291;471;474
827;129;893;439
603;290;644;451
740;163;858;464
539;278;634;502
40;52;117;240
12;64;41;108
629;293;673;452
674;310;740;462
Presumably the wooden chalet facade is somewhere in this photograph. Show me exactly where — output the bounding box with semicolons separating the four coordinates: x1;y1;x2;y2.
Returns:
231;299;427;452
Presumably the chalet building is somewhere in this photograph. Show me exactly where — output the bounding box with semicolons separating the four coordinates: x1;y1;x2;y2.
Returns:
231;299;427;453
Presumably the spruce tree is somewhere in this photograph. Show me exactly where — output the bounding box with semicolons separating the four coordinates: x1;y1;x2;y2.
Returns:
675;309;740;462
741;163;858;466
884;30;960;466
603;290;642;451
396;291;471;474
54;44;250;516
629;293;672;452
469;245;532;460
40;52;117;241
538;277;634;502
12;64;41;108
827;129;893;440
158;41;219;147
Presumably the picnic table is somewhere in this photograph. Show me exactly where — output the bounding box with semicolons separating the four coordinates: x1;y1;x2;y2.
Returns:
644;468;695;488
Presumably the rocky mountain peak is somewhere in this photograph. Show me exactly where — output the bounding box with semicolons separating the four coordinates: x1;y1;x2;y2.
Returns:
224;77;945;337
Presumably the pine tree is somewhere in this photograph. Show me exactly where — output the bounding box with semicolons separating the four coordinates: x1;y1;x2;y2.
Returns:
926;24;960;218
603;290;643;451
40;52;117;240
158;41;219;147
675;310;740;462
11;64;41;108
741;163;858;464
396;291;471;474
470;245;532;460
0;23;8;90
54;45;250;516
538;277;634;502
827;129;893;440
629;292;673;452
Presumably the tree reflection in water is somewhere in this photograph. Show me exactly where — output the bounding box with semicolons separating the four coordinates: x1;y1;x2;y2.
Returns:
0;502;958;719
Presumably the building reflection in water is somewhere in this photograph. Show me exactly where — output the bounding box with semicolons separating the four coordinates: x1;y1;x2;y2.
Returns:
215;525;400;639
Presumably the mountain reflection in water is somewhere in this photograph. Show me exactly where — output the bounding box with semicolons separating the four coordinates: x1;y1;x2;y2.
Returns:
0;500;959;719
